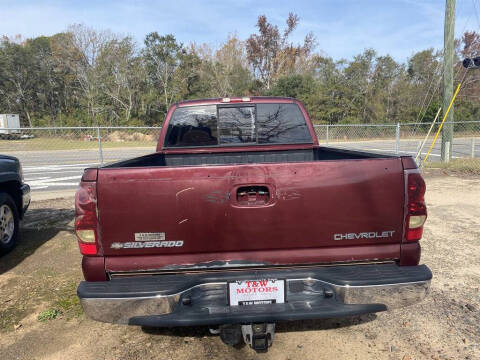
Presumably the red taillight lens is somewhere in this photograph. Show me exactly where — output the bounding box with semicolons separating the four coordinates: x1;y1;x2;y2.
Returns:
78;241;97;255
75;179;99;255
405;171;427;242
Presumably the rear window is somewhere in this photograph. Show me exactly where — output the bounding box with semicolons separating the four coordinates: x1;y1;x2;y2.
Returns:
165;103;311;148
218;106;256;144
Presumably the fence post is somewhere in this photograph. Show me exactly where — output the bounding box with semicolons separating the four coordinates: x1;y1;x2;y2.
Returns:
97;127;104;166
395;123;400;154
472;138;475;158
326;125;329;146
445;141;450;163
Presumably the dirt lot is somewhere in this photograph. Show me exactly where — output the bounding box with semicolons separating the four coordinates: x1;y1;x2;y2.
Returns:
0;171;479;360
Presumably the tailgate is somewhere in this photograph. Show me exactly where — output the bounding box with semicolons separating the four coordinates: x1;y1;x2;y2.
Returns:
97;158;405;267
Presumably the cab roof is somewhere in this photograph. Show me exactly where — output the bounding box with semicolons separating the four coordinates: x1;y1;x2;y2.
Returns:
176;96;298;107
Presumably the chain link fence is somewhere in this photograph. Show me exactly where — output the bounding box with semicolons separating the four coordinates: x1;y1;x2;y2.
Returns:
1;122;479;191
314;121;480;168
1;127;161;191
1;126;161;163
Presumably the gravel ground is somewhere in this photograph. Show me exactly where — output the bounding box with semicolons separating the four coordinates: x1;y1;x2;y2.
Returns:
0;171;479;360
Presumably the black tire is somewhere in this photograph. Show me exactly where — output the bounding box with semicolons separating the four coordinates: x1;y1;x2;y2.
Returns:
0;192;19;255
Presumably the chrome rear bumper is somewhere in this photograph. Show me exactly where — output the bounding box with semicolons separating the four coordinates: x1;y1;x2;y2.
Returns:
335;280;430;308
78;264;432;326
80;279;430;325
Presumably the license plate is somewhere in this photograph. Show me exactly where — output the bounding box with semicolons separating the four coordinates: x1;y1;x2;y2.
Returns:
229;279;285;306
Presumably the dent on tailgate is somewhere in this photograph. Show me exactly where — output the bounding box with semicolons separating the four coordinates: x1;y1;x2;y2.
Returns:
97;157;404;272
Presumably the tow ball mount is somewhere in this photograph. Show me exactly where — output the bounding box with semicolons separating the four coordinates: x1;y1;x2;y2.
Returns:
218;323;276;351
241;323;275;351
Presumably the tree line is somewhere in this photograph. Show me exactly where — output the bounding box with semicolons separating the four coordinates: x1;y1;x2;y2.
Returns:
1;13;479;127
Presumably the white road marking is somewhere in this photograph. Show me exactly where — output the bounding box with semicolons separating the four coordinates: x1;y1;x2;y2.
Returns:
32;182;80;186
21;163;94;190
28;175;82;189
24;169;86;176
29;175;82;182
24;176;51;181
22;163;96;171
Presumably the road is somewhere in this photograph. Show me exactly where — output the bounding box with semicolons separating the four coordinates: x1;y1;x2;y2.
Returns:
16;147;154;191
5;137;479;192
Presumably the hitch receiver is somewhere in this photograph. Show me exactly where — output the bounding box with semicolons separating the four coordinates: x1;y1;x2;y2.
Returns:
241;323;275;351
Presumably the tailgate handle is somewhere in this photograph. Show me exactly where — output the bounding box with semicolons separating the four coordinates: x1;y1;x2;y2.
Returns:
236;186;270;205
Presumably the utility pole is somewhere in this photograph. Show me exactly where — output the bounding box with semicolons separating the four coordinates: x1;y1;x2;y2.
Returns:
441;0;456;162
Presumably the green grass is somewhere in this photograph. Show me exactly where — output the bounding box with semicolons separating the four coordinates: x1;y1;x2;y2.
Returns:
0;137;156;151
425;158;480;174
36;282;83;323
37;308;61;322
54;282;83;319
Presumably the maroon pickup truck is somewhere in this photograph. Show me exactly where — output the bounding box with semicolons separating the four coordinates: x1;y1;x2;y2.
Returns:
76;97;431;351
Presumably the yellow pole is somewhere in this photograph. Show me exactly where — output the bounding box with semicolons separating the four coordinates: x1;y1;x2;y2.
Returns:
423;83;461;163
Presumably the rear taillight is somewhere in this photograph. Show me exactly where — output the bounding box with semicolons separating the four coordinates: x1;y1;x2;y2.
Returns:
404;170;427;242
75;170;99;255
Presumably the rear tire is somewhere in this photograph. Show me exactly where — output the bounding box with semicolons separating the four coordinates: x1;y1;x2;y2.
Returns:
0;193;19;255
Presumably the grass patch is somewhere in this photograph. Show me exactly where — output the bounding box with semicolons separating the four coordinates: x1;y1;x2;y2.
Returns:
0;137;156;151
36;282;83;323
425;158;480;175
54;282;83;318
38;308;61;322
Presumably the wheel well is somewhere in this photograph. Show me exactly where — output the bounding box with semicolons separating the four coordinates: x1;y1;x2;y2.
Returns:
0;181;22;219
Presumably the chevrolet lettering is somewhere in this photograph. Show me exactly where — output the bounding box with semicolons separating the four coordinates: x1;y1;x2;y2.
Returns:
333;230;395;241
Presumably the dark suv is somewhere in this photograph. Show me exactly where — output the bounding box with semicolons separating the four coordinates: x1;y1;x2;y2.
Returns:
0;155;30;254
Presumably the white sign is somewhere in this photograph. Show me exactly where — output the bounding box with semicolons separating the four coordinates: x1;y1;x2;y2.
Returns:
229;279;285;306
134;232;166;241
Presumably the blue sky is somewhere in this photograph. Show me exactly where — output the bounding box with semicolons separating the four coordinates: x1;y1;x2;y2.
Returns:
0;0;478;62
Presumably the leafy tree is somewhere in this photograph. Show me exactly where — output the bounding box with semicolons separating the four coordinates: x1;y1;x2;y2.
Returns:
28;36;64;126
0;39;36;126
97;37;142;125
192;35;253;97
246;13;315;90
143;33;190;114
54;24;116;125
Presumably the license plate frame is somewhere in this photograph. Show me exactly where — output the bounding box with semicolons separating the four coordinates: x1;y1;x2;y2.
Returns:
228;279;285;306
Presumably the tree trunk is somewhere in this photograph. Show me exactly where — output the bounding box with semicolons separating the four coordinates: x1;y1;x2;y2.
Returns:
24;109;32;127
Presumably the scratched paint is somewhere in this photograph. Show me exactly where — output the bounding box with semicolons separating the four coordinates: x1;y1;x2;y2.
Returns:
204;190;229;204
176;187;194;197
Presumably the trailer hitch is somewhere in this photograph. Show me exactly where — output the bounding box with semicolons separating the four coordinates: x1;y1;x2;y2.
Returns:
217;323;276;351
241;323;275;352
